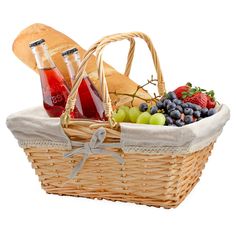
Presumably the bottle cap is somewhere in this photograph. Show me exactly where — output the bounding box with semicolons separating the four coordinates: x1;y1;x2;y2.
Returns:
62;47;79;56
29;39;45;48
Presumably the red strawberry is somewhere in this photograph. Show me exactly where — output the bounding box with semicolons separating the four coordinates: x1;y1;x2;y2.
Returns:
174;82;192;99
207;96;216;109
206;90;216;109
183;92;208;108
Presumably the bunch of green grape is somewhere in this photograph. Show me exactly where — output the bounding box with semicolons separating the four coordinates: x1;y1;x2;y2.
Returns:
112;104;166;125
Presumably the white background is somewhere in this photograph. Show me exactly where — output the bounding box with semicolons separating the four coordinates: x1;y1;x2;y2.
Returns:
1;0;235;235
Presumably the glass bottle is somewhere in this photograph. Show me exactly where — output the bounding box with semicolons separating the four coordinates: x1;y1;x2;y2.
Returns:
29;39;71;117
62;48;106;120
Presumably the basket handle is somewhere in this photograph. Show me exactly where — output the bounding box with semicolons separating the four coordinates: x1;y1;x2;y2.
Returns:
61;32;165;127
98;33;136;77
123;37;136;77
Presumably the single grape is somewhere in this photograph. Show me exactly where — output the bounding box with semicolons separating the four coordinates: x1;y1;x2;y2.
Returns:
163;99;172;107
167;102;176;112
150;106;158;115
176;105;183;113
156;101;164;109
184;108;194;115
208;108;216;116
184;115;193;124
167;91;177;100
112;109;126;122
149;113;166;125
119;105;129;113
170;110;181;119
175;119;185;127
193;110;201;118
165;116;174;125
201;107;208;117
173;99;182;105
192;104;201;111
119;105;130;122
139;103;148;112
136;112;151;124
181;103;188;109
128;107;141;123
186;102;195;109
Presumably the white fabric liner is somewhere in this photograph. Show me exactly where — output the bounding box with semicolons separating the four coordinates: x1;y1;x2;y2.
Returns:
6;104;230;155
6;107;72;150
120;104;229;154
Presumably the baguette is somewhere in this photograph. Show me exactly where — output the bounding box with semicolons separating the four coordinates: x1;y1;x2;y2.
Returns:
12;23;152;106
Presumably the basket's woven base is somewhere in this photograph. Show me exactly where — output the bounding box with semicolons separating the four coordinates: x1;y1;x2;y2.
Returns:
24;143;214;208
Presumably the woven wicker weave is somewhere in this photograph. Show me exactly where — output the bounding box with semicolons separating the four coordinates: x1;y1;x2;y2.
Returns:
24;32;215;208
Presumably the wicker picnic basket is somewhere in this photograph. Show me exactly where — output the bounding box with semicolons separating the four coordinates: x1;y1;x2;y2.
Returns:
13;32;228;208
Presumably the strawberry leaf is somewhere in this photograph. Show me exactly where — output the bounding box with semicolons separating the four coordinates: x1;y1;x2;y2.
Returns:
206;90;215;100
186;82;192;87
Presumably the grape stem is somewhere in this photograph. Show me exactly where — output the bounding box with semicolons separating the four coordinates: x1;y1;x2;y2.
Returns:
109;75;160;106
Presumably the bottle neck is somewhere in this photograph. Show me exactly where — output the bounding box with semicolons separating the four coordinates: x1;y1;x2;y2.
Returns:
31;43;56;70
63;51;87;83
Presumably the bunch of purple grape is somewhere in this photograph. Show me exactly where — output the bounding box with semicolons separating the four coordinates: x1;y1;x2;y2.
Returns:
147;91;217;127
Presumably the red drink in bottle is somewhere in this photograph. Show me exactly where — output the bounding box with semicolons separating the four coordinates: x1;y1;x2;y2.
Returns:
62;48;106;120
38;67;69;117
29;39;75;117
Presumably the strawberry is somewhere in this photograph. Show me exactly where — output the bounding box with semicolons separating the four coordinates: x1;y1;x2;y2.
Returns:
183;92;208;108
174;84;217;109
207;96;216;109
174;82;192;99
206;90;216;109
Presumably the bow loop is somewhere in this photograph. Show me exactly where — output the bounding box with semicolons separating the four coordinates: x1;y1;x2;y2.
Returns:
89;127;106;148
64;127;124;178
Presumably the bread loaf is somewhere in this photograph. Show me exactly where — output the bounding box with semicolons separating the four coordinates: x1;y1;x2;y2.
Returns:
12;23;152;106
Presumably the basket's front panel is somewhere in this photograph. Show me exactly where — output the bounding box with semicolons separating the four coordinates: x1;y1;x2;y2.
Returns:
97;153;181;207
24;143;214;208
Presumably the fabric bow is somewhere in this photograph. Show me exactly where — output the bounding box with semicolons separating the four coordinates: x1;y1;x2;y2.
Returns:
64;127;124;178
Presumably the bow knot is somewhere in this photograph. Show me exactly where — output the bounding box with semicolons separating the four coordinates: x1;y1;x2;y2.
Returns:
64;127;124;178
84;142;93;155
